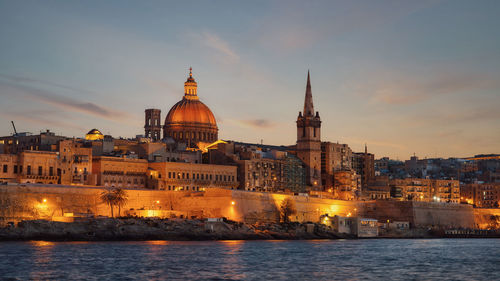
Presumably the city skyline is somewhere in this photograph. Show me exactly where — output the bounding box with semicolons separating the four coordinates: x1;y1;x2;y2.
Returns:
1;1;499;159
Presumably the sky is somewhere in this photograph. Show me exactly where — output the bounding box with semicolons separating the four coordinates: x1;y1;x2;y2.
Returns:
0;0;499;160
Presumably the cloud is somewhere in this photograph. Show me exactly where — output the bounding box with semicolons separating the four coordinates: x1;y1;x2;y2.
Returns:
189;31;240;63
255;1;438;53
0;111;87;132
225;118;276;129
353;71;500;105
0;81;134;122
0;73;95;95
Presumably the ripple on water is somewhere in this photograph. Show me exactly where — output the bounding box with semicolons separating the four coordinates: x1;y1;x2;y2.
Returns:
0;239;499;280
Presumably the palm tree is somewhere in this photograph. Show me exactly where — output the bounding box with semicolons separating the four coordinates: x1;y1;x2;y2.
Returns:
100;189;116;218
279;198;297;223
112;188;128;217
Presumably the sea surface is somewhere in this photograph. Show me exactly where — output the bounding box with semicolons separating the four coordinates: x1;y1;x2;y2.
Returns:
0;239;499;280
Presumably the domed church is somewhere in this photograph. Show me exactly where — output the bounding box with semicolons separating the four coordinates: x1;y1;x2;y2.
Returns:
144;68;218;147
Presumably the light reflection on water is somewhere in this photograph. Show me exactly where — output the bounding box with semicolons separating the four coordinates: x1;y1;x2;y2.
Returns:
0;239;499;280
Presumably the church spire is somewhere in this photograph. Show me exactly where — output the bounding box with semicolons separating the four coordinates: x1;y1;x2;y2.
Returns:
304;70;314;117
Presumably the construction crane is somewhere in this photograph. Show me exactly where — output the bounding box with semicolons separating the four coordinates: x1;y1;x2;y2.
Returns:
11;121;18;136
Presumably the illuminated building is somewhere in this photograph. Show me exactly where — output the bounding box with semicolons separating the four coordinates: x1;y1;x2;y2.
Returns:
85;129;104;141
92;156;148;188
321;142;353;190
461;183;500;208
163;68;218;147
389;178;460;203
148;161;237;191
296;71;321;190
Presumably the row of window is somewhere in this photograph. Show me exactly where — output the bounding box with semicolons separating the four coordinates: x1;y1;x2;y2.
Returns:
163;172;234;182
103;176;145;185
1;164;55;176
167;131;215;141
164;185;203;191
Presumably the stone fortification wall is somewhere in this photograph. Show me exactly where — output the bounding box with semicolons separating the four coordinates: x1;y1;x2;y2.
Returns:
361;201;475;228
412;202;474;228
0;184;359;224
1;184;490;228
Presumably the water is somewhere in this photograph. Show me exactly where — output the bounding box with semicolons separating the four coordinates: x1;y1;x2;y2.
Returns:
0;239;499;280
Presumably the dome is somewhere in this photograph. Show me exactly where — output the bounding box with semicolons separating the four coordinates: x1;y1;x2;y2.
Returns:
85;128;104;141
163;68;218;144
165;98;217;128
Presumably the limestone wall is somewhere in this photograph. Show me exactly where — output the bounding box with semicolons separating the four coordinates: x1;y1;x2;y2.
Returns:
0;184;359;224
0;184;491;229
361;200;475;228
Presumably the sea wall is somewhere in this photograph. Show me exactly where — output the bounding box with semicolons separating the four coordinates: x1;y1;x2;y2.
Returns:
361;200;475;228
1;184;497;229
0;184;358;225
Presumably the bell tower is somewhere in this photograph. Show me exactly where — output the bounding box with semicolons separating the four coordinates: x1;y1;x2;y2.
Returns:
296;71;322;190
145;108;162;141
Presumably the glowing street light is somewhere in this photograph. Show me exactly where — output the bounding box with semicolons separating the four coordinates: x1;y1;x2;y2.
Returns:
231;201;235;206
42;198;47;203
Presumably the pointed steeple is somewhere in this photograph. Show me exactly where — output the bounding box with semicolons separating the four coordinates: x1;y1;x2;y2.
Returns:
303;70;314;117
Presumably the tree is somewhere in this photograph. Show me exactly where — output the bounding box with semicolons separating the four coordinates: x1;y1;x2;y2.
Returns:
279;198;297;223
113;188;128;217
100;188;129;218
100;189;116;218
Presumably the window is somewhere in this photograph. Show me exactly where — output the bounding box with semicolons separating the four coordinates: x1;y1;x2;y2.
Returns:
2;165;7;173
14;165;18;174
38;166;43;175
19;165;23;173
49;167;54;176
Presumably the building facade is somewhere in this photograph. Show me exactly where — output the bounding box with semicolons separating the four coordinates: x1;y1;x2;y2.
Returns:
148;161;238;191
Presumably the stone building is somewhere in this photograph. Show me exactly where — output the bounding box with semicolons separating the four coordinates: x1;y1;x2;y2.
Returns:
461;183;500;208
58;139;93;185
92;156;148;189
0;130;66;154
148;161;237;191
296;71;321;190
321;141;353;190
390;178;460;203
352;146;375;188
0;151;59;184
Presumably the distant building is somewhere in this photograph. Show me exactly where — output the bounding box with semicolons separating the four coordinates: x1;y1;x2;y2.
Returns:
461;183;500;208
389;178;460;203
352;145;375;188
